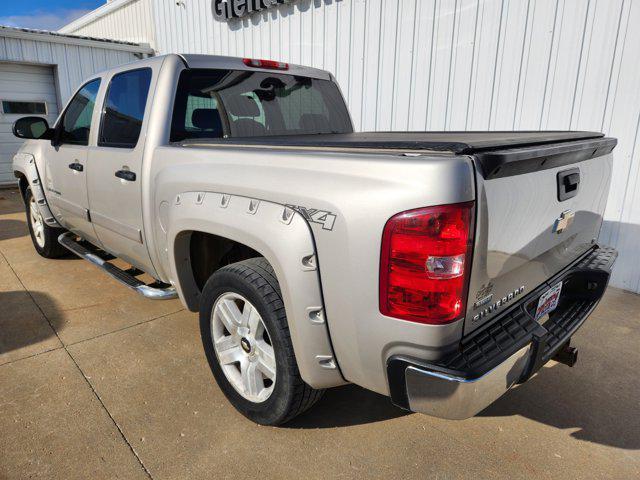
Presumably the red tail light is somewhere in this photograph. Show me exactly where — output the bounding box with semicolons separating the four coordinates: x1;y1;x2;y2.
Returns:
379;202;475;324
242;58;289;70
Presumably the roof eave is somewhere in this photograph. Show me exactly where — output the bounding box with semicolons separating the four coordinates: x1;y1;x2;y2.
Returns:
0;26;153;55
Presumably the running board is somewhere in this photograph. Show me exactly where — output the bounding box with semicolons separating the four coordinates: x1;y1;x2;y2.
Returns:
58;232;178;300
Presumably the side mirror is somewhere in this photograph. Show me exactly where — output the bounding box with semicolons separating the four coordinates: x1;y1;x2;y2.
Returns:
12;116;53;140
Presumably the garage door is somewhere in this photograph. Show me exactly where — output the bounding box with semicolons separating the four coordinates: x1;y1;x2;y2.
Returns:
0;63;59;185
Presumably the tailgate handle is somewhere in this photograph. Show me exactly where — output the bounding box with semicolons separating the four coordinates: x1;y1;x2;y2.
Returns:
557;168;580;201
564;173;580;189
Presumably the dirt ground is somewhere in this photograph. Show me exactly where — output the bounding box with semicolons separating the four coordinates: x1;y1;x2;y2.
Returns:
1;187;639;480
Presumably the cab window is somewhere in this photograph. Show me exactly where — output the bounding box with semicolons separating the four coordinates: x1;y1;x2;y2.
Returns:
226;92;266;135
99;68;152;148
182;94;223;138
60;79;101;146
170;69;353;141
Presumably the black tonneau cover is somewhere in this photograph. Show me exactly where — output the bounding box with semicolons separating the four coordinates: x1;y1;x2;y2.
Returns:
182;130;603;153
180;130;616;179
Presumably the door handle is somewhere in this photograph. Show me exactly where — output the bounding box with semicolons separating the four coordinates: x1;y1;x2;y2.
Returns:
68;161;83;172
115;169;136;182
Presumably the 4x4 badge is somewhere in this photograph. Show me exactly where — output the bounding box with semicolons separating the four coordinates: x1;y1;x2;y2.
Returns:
286;204;337;231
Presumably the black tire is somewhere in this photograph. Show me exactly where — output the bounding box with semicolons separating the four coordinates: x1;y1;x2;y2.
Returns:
199;257;324;425
24;187;68;259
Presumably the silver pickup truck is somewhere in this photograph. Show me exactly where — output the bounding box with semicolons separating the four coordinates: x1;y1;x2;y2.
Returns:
12;54;618;425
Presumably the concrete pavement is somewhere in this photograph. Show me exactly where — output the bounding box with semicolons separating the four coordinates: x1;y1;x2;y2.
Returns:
1;187;639;479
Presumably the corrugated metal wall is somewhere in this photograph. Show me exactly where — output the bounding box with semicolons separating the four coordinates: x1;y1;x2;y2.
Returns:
151;0;640;293
0;35;142;106
60;0;157;51
0;32;146;185
0;63;59;184
61;0;640;293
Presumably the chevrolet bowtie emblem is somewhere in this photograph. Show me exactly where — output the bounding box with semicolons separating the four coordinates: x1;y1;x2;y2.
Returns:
553;210;575;234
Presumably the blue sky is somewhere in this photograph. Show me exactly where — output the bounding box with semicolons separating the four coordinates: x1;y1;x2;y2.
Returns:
0;0;104;31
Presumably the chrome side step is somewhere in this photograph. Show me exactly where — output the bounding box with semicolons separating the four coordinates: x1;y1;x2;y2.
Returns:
58;232;178;300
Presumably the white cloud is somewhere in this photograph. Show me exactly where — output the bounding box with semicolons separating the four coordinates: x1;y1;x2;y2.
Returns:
0;9;92;31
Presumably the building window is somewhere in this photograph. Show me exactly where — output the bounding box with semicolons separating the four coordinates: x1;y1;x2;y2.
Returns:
2;100;47;115
99;68;152;148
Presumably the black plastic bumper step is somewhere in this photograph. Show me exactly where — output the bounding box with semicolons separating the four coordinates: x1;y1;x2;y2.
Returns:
388;245;616;396
429;246;616;379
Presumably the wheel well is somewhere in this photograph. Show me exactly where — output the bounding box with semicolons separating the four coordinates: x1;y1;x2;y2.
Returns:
189;231;262;291
16;173;28;201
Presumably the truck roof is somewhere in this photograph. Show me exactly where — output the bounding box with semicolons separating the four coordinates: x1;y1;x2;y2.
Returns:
179;54;333;81
87;53;334;80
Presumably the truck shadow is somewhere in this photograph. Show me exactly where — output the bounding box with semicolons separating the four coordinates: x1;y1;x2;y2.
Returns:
285;383;408;429
0;219;28;241
288;362;639;451
0;190;24;215
0;290;65;357
478;362;640;450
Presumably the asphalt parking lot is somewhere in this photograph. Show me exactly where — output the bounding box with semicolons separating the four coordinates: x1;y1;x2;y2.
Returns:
1;187;639;480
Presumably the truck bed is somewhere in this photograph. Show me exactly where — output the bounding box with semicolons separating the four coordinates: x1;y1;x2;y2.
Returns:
178;129;616;336
180;131;615;180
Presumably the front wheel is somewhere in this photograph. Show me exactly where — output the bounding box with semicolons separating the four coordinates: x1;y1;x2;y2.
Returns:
24;187;67;259
199;257;324;425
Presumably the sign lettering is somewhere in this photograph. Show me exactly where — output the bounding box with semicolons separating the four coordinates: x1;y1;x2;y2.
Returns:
212;0;292;20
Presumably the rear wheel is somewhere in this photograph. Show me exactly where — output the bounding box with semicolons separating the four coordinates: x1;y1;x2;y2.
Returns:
199;257;324;425
24;187;67;259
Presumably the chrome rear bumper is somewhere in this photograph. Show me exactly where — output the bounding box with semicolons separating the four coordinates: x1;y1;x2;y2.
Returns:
387;245;617;420
404;345;531;420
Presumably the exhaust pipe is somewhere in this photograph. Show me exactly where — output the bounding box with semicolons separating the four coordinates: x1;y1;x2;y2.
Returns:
553;343;578;367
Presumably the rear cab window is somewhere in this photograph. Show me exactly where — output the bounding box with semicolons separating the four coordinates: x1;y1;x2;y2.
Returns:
170;69;352;142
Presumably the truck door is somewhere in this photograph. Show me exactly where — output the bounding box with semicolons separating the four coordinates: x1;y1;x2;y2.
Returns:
86;67;156;274
43;78;101;245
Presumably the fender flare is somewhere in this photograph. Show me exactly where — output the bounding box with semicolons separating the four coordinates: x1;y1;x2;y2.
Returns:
166;191;346;389
12;153;61;228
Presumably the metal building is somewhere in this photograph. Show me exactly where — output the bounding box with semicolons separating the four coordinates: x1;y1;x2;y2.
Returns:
0;26;153;185
50;0;640;294
59;0;157;51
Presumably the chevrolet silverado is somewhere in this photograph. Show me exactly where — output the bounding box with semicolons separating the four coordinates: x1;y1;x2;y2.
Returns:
12;54;617;425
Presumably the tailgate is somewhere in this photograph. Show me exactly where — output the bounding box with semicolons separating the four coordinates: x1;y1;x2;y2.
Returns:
464;136;616;334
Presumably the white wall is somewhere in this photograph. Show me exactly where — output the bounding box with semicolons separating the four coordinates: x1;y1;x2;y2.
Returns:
62;0;640;294
59;0;157;51
0;30;149;185
0;63;59;184
0;33;144;106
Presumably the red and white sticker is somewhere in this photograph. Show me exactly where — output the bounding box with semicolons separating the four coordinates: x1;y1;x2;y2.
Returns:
535;281;563;322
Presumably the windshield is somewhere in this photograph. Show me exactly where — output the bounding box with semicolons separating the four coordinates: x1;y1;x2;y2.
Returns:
170;68;353;142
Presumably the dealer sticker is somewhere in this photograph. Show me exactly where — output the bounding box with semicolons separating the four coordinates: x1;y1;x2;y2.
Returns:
535;281;563;322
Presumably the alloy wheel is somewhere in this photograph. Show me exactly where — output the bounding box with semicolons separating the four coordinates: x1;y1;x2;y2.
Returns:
29;195;45;248
210;292;276;403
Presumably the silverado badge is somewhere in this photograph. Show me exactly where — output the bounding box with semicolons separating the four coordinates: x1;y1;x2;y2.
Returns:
472;286;525;323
